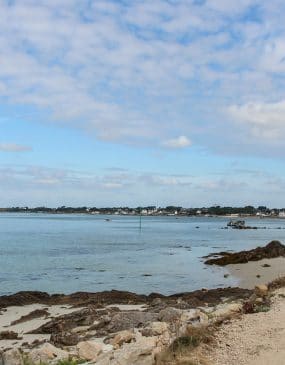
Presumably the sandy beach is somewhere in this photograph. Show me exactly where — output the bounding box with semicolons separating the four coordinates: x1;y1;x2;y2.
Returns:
227;257;285;289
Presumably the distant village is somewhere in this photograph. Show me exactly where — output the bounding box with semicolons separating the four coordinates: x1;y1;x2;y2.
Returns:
1;205;285;217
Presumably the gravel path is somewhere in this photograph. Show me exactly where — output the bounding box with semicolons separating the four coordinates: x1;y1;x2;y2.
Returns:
208;288;285;365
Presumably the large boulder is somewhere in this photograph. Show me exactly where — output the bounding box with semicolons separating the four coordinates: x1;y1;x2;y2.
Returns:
96;336;157;365
1;349;23;365
28;343;69;364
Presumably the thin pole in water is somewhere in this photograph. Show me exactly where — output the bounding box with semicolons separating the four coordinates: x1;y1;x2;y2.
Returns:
139;211;142;230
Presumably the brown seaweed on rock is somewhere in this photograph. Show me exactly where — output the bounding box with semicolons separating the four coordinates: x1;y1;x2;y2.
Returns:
204;240;285;266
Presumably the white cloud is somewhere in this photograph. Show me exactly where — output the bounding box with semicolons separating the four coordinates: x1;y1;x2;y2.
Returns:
161;136;191;149
229;99;285;140
0;1;285;152
0;143;32;152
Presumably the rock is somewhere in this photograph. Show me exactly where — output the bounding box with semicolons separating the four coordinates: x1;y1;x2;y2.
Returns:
141;322;168;337
28;343;69;364
110;330;136;348
210;303;242;318
1;349;23;365
158;307;182;322
50;331;80;346
0;331;21;340
71;325;90;334
77;340;103;361
205;240;285;266
98;312;158;335
97;336;157;365
30;306;99;334
11;309;49;325
181;309;208;326
254;285;268;297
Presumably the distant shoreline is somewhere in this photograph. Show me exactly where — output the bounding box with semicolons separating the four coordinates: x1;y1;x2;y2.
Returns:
1;210;285;219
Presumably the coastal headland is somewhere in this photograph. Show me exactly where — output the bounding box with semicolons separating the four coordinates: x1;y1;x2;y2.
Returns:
0;241;285;365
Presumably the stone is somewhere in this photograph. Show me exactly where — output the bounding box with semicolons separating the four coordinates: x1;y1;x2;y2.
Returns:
97;336;157;365
254;284;268;297
0;331;21;340
158;307;182;322
1;349;23;365
71;326;90;334
180;309;208;326
100;312;158;334
141;322;168;337
110;330;136;348
28;343;69;364
50;331;80;346
77;340;103;361
210;303;242;318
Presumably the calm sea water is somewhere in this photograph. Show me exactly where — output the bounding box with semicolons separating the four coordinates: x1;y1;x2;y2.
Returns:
0;213;285;296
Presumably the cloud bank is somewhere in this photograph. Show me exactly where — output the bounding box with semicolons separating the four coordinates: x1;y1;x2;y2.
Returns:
0;1;285;153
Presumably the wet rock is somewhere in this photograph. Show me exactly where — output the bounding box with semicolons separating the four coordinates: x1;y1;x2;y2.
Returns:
28;343;69;364
50;331;80;346
77;340;103;361
205;240;285;266
109;330;135;348
1;349;23;365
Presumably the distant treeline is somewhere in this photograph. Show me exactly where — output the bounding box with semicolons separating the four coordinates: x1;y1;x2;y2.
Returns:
0;205;283;215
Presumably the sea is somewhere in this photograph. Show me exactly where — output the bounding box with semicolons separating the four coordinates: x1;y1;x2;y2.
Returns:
1;213;285;296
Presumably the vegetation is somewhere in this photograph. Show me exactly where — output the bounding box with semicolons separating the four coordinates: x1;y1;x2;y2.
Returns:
155;326;212;365
0;204;283;216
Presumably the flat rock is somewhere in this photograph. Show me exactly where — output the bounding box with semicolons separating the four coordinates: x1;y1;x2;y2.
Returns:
77;340;103;361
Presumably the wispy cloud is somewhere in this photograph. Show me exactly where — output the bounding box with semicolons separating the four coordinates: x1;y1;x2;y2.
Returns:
161;136;191;149
0;143;32;152
0;1;285;153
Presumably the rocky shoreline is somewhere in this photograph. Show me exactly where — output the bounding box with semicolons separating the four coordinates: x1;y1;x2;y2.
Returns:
1;241;285;365
0;281;279;365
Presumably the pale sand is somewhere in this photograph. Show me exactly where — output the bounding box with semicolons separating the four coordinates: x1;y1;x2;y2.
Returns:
0;304;84;350
106;304;148;311
227;257;285;289
209;287;285;365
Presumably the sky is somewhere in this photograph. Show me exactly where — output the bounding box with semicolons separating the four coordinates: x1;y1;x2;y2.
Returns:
1;0;285;207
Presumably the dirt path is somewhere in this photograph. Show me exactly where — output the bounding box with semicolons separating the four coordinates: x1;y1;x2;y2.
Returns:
208;287;285;365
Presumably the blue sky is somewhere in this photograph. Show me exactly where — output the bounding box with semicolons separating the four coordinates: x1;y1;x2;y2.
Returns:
1;0;285;207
